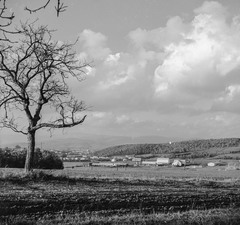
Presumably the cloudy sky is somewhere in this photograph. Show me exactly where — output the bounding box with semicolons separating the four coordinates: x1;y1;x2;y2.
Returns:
1;0;240;145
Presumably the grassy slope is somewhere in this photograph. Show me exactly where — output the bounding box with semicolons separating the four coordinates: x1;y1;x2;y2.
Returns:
95;138;240;159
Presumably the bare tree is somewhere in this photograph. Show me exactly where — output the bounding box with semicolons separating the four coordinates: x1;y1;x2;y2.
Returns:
0;24;88;172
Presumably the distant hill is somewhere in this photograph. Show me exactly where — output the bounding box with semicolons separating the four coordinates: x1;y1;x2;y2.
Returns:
3;134;180;152
94;138;240;159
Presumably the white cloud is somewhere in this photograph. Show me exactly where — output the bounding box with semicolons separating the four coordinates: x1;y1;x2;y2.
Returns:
92;111;107;119
76;1;240;124
152;1;240;114
85;66;96;77
128;16;189;50
104;53;121;66
96;53;144;90
116;114;130;124
194;1;228;18
227;85;240;97
78;29;111;60
99;72;130;89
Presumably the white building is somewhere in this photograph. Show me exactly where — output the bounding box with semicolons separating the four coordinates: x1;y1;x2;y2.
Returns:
156;158;170;165
142;161;157;166
172;159;186;167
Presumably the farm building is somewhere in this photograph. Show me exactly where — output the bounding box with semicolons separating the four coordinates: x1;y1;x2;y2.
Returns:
132;157;142;162
80;157;90;161
132;157;142;166
172;159;186;167
207;162;217;167
125;155;134;160
111;157;124;162
98;156;110;161
156;158;170;165
91;156;99;160
142;161;157;166
208;161;226;167
113;162;128;167
92;162;115;167
63;155;82;161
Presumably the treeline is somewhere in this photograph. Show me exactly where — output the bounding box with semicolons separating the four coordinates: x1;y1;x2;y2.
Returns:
0;148;63;169
95;138;240;157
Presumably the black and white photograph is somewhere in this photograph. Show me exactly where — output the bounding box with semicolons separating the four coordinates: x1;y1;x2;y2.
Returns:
0;0;240;224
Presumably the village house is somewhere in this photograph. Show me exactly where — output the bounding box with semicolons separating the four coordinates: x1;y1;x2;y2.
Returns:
156;158;170;166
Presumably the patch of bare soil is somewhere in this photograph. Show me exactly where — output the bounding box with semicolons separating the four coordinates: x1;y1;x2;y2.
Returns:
0;178;240;218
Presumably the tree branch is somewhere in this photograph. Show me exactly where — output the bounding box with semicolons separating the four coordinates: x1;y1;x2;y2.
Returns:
25;0;51;14
0;118;28;135
0;0;20;42
33;115;87;131
25;0;67;17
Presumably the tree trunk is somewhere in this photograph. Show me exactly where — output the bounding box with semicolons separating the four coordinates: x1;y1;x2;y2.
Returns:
24;131;36;173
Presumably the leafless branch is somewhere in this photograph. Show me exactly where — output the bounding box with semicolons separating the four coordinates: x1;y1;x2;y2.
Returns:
25;0;68;17
0;117;28;135
34;115;87;131
0;0;20;42
25;0;51;14
0;23;90;136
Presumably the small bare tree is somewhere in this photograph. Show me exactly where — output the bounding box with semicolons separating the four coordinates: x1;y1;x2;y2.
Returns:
0;24;88;172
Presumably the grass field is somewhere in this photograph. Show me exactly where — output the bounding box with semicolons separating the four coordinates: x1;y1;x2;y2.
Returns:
61;162;240;181
0;166;240;224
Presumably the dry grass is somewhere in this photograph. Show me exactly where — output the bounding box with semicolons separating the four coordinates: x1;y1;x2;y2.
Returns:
59;163;240;182
1;167;240;225
2;208;240;225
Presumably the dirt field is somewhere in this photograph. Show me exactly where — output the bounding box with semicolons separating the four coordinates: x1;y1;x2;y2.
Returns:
0;167;240;220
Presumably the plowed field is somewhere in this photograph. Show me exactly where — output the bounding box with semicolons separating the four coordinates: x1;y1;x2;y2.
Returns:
1;176;240;218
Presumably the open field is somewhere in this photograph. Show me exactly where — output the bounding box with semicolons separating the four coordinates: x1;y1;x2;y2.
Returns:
0;167;240;224
62;162;240;180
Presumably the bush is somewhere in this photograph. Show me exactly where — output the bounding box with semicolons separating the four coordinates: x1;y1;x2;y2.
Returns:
36;150;64;169
0;148;63;169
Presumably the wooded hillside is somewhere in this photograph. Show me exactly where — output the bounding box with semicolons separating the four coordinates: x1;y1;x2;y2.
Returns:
95;138;240;159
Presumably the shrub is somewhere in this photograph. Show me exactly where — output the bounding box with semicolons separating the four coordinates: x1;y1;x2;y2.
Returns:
37;150;64;169
0;148;63;169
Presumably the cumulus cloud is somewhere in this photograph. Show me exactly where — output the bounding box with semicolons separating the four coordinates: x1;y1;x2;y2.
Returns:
78;29;111;60
194;1;228;18
104;53;121;66
73;1;240;140
153;1;240;113
128;16;189;50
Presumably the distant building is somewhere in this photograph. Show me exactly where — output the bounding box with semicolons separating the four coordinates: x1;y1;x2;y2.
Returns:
142;161;157;166
172;159;186;167
208;161;226;167
92;162;114;167
132;157;142;166
132;157;142;162
91;156;99;160
156;158;170;165
113;162;128;167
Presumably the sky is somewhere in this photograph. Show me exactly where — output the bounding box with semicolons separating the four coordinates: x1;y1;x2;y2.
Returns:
1;0;240;145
